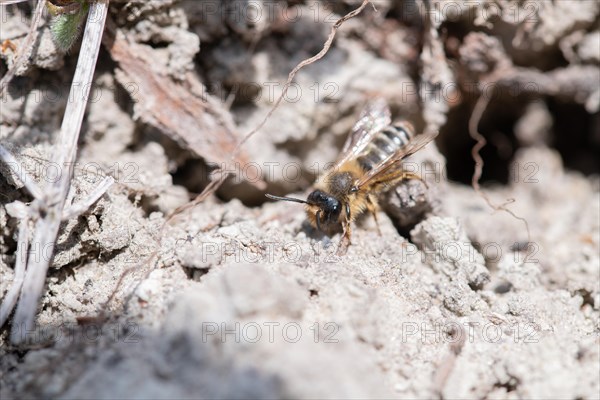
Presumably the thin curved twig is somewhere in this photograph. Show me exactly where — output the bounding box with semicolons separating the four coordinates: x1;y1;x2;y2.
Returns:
468;93;533;262
232;0;374;159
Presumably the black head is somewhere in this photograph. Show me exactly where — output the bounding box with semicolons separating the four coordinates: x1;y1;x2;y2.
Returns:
307;190;341;218
265;190;342;232
306;190;342;233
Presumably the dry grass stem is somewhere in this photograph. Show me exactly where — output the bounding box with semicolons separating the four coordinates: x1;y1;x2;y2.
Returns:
0;144;44;200
6;0;110;344
61;175;114;220
0;0;45;95
0;203;29;327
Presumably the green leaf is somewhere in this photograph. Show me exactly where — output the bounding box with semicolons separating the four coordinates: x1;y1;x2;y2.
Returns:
50;2;89;51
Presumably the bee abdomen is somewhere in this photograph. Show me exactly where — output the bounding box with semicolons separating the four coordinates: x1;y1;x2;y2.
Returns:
357;122;414;171
383;122;413;147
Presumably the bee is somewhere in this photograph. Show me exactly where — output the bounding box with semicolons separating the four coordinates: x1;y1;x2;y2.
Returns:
266;98;438;254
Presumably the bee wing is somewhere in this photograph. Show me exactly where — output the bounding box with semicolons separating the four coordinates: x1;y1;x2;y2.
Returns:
355;131;438;189
334;98;391;168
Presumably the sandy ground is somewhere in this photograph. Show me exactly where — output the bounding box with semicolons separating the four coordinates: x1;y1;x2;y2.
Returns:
1;1;599;399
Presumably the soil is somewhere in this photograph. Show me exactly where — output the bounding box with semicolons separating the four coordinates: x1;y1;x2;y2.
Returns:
1;1;598;399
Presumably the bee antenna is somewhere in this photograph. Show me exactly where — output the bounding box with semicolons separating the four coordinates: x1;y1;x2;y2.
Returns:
265;193;308;204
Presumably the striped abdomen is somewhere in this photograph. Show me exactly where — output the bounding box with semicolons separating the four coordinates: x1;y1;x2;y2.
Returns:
356;122;414;171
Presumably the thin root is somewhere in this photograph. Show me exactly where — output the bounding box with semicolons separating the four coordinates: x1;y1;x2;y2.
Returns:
232;0;374;159
469;94;533;262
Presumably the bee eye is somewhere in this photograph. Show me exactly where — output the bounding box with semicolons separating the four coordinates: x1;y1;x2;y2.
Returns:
308;190;328;205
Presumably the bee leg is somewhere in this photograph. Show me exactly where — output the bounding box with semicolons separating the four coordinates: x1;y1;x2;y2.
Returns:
337;221;351;256
401;172;428;189
366;195;382;236
315;210;322;232
371;209;382;236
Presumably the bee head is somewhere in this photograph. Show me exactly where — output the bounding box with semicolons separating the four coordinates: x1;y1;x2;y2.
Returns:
265;191;342;233
306;190;342;230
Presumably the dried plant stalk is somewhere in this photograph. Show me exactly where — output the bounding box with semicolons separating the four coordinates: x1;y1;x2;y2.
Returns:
0;203;29;328
0;144;44;200
8;0;110;344
0;0;45;95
